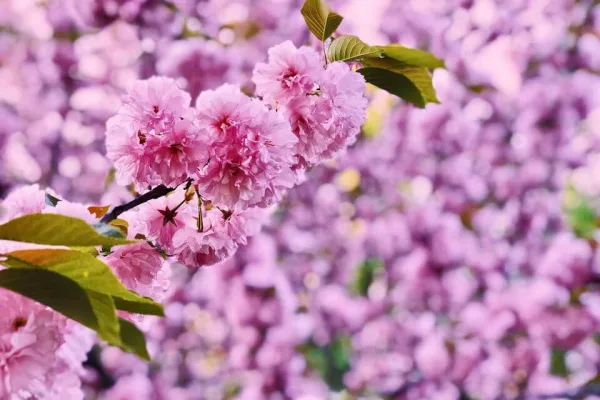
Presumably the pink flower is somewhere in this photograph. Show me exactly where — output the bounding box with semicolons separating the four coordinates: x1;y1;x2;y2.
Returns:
172;208;238;268
121;76;191;133
537;232;592;288
194;84;297;209
130;190;194;252
105;113;161;188
278;62;367;171
151;118;208;187
414;334;452;378
283;96;332;167
316;62;368;158
106;78;207;189
102;373;153;400
172;207;266;268
1;184;46;221
156;38;238;101
253;40;322;105
224;206;267;246
0;289;69;398
103;242;169;302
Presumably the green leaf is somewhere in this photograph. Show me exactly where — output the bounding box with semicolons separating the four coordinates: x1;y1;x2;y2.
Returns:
323;13;343;41
550;347;569;377
358;67;427;108
109;219;129;238
87;290;121;345
3;249;164;316
118;318;150;361
330;334;353;371
94;223;128;239
362;57;440;105
0;268;120;345
328;35;381;62
298;335;353;391
0;214;133;247
377;44;445;69
567;201;597;239
349;258;383;296
298;341;328;379
45;193;61;207
301;0;344;41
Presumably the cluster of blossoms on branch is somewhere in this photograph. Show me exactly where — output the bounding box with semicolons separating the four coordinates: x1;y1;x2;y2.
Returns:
107;42;366;269
81;0;600;399
4;0;600;399
0;0;374;397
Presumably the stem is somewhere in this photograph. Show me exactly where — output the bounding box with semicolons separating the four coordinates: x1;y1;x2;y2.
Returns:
195;188;203;232
100;184;173;223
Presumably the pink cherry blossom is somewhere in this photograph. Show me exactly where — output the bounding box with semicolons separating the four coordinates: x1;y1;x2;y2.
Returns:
253;40;322;105
414;333;451;378
105;113;161;188
0;289;70;399
283;95;332;168
103;242;169;302
128;189;194;252
151;118;208;187
106;78;206;189
316;62;368;159
194;84;297;209
172;208;238;268
121;76;191;133
172;206;267;268
1;184;46;221
101;373;153;400
44;201;99;224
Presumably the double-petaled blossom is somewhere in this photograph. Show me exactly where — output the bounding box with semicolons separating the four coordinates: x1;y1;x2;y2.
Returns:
106;77;207;189
314;62;368;159
194;84;297;210
172;206;267;268
103;242;170;303
126;190;194;253
253;40;322;105
252;43;367;174
0;184;46;222
0;289;83;399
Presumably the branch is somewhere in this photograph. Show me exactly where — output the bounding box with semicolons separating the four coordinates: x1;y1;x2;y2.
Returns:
100;185;173;223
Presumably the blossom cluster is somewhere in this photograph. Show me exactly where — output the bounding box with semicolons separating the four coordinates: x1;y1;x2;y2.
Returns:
82;0;600;399
2;0;600;399
0;0;370;397
105;42;366;269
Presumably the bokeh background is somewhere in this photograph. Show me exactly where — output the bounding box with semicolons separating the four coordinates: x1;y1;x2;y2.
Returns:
2;0;600;399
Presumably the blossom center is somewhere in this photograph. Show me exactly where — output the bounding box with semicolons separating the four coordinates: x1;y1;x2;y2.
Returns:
158;206;178;227
282;69;297;82
218;117;232;131
170;144;183;154
137;130;147;145
12;317;27;331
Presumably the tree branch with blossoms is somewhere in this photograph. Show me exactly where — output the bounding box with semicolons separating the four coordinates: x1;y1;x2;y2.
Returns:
100;184;174;223
0;0;447;397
